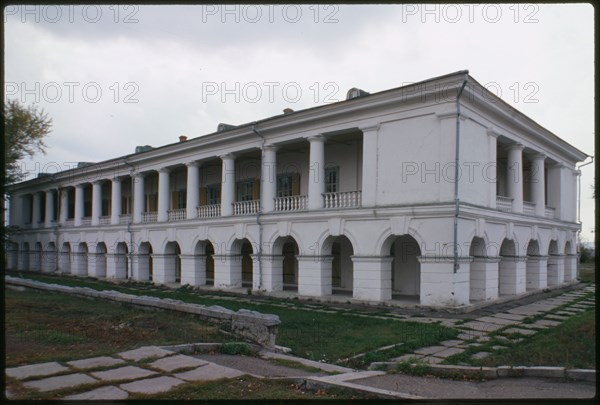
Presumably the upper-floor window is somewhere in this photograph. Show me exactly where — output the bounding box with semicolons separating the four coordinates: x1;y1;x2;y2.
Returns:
206;184;221;205
237;179;258;201
172;190;187;209
277;173;301;197
325;166;339;193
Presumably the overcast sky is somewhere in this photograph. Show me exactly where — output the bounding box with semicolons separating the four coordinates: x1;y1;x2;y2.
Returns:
4;4;595;242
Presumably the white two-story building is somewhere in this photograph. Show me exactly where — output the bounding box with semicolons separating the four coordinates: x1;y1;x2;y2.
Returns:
5;71;588;307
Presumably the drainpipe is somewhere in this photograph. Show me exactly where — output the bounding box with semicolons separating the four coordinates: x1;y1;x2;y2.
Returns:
252;123;265;290
453;76;469;273
576;155;594;247
123;158;136;280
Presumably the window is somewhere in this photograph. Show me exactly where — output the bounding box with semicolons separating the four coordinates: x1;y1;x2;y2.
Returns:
121;196;132;215
207;184;221;205
277;174;293;197
237;179;255;202
325;166;339;193
171;189;187;209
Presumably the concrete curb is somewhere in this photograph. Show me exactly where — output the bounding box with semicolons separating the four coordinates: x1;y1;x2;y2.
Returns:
369;362;596;382
5;275;280;348
304;377;424;399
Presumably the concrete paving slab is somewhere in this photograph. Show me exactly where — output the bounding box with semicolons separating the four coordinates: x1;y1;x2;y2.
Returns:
23;373;97;392
475;316;518;326
67;356;125;370
320;370;385;383
259;351;352;373
471;352;491;360
413;346;446;356
149;354;209;372
503;327;537;336
392;354;424;362
63;385;129;400
440;340;464;347
433;347;464;359
6;362;70;380
174;363;245;382
493;313;527;321
461;321;504;333
117;346;174;361
534;319;562;327
91;365;157;382
120;376;185;394
421;356;444;364
544;314;569;321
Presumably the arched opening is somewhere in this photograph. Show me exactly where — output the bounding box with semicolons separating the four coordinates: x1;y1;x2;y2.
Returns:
498;239;525;296
44;242;57;273
74;242;89;276
282;239;299;291
323;235;354;296
206;243;215;285
93;242;107;278
59;242;70;273
389;235;421;301
270;236;299;292
469;236;489;302
32;242;43;272
525;240;545;290
115;242;129;279
20;242;30;271
240;240;253;288
138;242;153;281
6;242;19;270
164;241;182;284
547;240;562;286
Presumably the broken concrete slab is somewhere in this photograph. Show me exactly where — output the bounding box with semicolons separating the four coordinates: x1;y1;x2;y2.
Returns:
174;363;245;382
6;362;69;380
91;366;157;382
149;354;209;372
62;385;129;400
439;340;464;347
23;373;97;392
432;347;464;359
117;346;175;361
67;356;125;370
471;352;491;360
502;327;537;336
492;313;527;321
413;346;446;356
120;376;185;394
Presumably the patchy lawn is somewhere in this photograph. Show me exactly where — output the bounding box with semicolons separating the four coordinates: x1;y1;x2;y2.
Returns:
5;288;232;367
578;262;595;283
6;271;459;366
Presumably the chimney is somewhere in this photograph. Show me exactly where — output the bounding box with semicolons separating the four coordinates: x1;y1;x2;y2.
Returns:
283;108;294;114
179;135;188;142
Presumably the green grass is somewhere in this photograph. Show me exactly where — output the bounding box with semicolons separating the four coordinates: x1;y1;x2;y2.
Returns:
220;342;254;356
7;270;459;366
444;308;596;369
578;262;595;283
4;288;232;367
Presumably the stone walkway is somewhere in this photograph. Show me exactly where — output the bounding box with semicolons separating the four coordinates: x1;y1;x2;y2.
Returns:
392;284;596;364
5;283;595;400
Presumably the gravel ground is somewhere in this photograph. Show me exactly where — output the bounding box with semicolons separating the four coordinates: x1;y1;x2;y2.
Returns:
196;354;328;378
351;373;596;399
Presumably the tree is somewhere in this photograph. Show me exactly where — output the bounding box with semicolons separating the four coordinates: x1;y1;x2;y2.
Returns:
4;99;52;185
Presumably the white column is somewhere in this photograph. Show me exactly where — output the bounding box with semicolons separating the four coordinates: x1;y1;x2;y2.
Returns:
261;144;278;213
220;154;236;216
74;184;84;226
352;256;392;302
470;257;500;301
419;256;471;306
360;125;380;208
32;192;41;227
131;254;151;281
157;168;170;222
133;173;145;224
526;256;548;290
531;153;546;216
152;254;176;284
91;181;102;226
213;254;242;288
499;256;527;295
44;190;54;228
88;252;107;278
111;178;122;225
547;254;565;286
307;135;326;210
59;189;68;225
186;162;200;219
180;254;206;286
106;253;127;279
297;255;333;297
506;143;524;213
260;255;284;292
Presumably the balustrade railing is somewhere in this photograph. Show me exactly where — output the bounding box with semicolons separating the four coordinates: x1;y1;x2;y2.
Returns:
323;191;361;209
198;204;221;218
119;214;132;224
523;201;536;215
168;208;186;222
142;211;157;223
99;216;112;225
81;218;92;226
496;195;513;213
275;195;308;212
233;200;259;215
545;206;556;218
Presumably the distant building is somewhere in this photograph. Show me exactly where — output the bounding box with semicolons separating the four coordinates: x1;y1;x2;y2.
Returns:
5;71;588;307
